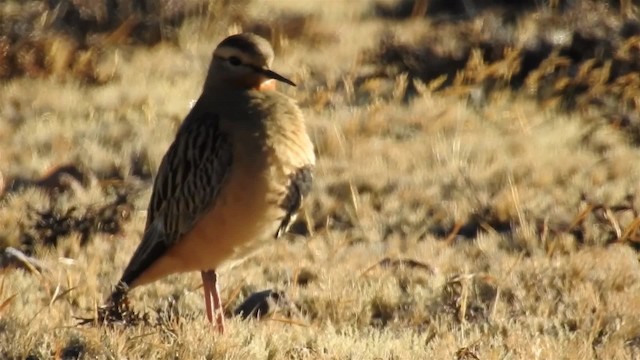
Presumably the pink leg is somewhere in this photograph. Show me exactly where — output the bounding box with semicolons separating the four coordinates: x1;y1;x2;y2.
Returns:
201;270;225;333
201;270;214;323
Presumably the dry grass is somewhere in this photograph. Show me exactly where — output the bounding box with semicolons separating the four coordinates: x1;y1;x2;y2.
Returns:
2;0;640;358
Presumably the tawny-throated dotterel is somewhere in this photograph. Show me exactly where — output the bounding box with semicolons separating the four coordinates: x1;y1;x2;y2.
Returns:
109;33;315;333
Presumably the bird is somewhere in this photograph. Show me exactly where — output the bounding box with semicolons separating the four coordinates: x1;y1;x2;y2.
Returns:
107;33;315;333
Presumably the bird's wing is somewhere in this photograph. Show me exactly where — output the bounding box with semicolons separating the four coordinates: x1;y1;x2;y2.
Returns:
118;111;232;287
275;164;313;238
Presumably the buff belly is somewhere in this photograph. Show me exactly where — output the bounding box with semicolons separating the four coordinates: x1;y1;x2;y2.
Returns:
130;163;283;288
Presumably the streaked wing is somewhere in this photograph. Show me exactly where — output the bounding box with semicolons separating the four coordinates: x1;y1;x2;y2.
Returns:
275;165;313;238
119;111;232;286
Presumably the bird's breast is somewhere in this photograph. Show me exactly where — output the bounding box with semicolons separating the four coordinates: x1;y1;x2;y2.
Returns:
167;144;286;271
165;92;314;272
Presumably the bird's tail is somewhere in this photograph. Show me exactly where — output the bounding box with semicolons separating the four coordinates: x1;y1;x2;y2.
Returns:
105;280;129;307
105;220;168;306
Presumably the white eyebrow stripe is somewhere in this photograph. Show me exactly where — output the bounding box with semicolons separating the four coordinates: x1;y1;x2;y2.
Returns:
213;46;252;64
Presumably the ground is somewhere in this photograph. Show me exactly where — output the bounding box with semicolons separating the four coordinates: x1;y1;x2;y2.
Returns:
1;0;640;359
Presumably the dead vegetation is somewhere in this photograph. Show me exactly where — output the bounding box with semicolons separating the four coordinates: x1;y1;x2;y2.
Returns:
0;0;252;82
2;0;640;358
365;1;640;137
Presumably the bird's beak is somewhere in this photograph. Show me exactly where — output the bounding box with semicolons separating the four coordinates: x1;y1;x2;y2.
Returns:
260;68;296;87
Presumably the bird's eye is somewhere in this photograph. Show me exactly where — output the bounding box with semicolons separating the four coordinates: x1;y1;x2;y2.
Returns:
228;56;242;66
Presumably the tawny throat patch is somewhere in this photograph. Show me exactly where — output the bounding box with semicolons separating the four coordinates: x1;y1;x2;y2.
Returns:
257;79;277;91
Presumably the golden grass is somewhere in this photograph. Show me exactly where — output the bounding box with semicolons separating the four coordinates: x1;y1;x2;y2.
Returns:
2;0;640;358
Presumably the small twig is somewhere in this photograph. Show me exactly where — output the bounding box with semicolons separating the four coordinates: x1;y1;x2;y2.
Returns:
445;222;464;246
567;203;595;231
603;207;622;239
0;247;46;274
619;216;640;243
361;257;436;276
126;331;159;343
266;316;310;328
49;286;77;306
223;283;244;313
0;293;17;315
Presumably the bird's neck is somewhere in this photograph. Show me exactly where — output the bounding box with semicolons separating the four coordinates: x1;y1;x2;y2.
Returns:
201;80;241;99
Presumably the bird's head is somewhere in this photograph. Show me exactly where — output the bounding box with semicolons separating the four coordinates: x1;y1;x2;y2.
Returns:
207;33;296;91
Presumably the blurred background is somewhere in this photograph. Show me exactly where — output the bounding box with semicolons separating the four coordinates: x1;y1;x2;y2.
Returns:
2;0;640;358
